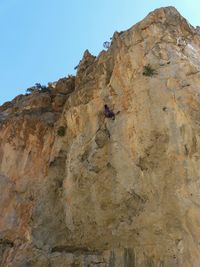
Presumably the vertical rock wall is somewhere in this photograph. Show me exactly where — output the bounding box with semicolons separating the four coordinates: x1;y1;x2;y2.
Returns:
1;6;200;267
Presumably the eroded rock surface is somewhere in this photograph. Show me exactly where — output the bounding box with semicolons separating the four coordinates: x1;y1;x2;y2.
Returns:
1;6;200;266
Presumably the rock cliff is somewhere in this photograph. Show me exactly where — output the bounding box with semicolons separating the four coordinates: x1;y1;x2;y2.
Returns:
1;6;200;267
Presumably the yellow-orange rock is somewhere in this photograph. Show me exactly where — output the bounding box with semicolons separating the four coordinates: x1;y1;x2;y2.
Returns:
1;6;200;267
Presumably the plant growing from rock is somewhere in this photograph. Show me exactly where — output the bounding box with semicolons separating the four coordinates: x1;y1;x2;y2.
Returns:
143;64;157;77
57;126;66;137
26;83;50;94
103;41;111;49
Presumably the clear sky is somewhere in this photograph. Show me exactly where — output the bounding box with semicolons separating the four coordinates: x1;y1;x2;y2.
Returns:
0;0;200;105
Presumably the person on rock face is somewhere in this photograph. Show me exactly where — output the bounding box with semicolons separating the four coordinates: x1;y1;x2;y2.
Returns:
104;104;115;120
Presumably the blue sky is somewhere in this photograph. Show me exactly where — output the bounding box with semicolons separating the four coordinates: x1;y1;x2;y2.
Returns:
0;0;200;104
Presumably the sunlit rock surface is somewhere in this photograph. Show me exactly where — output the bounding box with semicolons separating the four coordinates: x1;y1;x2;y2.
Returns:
1;6;200;266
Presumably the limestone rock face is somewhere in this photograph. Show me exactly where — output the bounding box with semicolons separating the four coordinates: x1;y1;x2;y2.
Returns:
1;6;200;266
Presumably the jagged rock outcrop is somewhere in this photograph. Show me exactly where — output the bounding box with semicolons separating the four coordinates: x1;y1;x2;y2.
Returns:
1;6;200;266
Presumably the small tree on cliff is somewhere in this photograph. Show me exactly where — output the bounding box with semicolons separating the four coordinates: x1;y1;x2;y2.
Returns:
26;83;49;94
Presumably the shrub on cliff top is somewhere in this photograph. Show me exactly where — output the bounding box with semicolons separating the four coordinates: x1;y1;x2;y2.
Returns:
103;41;111;49
26;83;50;94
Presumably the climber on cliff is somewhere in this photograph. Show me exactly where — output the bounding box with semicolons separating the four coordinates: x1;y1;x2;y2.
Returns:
104;104;115;120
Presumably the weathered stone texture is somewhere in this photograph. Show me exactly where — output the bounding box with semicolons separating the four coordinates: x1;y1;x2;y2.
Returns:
1;6;200;266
